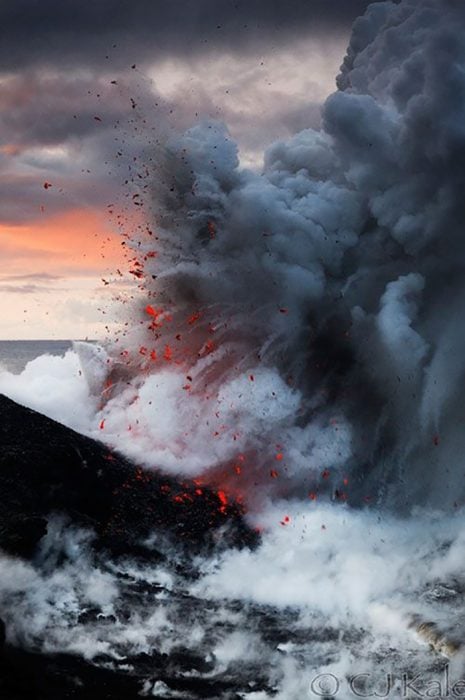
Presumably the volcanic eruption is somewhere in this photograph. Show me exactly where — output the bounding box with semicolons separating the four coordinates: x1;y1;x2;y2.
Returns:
2;0;465;697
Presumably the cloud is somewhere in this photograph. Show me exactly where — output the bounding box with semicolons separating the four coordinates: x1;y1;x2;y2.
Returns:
0;1;375;232
0;273;65;294
0;240;54;260
0;71;152;224
0;284;58;294
0;273;61;282
0;209;125;276
0;0;380;341
0;1;378;71
0;31;346;226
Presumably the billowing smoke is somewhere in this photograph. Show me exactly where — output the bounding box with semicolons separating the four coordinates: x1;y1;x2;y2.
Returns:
75;0;465;510
3;0;465;512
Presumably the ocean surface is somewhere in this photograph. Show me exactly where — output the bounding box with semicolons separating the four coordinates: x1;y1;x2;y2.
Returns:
0;340;74;374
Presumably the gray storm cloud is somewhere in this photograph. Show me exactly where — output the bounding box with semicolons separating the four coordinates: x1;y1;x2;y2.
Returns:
0;0;373;70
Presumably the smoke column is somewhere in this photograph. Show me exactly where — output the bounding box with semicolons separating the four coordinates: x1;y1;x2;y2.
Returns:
45;0;460;513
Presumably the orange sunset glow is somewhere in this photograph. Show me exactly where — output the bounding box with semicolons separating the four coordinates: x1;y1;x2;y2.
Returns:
0;207;132;340
0;7;346;343
0;208;125;276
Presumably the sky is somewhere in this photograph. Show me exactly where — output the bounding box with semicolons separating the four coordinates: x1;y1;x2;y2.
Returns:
0;0;375;340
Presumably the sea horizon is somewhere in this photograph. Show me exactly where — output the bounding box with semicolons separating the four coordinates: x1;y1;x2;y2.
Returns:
0;339;96;374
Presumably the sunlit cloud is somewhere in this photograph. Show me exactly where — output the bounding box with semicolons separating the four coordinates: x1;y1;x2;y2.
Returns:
148;37;344;166
0;208;125;274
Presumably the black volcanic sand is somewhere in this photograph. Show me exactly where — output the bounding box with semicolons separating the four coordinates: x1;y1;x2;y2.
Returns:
0;394;261;699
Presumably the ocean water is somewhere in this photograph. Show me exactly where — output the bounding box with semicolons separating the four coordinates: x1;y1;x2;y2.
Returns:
0;340;73;374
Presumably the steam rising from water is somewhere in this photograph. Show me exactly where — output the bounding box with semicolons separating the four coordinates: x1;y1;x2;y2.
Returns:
2;508;465;697
2;0;465;693
6;0;463;509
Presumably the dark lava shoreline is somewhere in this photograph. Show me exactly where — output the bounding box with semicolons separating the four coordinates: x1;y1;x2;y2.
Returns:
0;394;259;699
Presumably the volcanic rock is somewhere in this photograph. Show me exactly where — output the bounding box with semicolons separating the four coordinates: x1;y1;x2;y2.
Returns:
0;393;257;558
